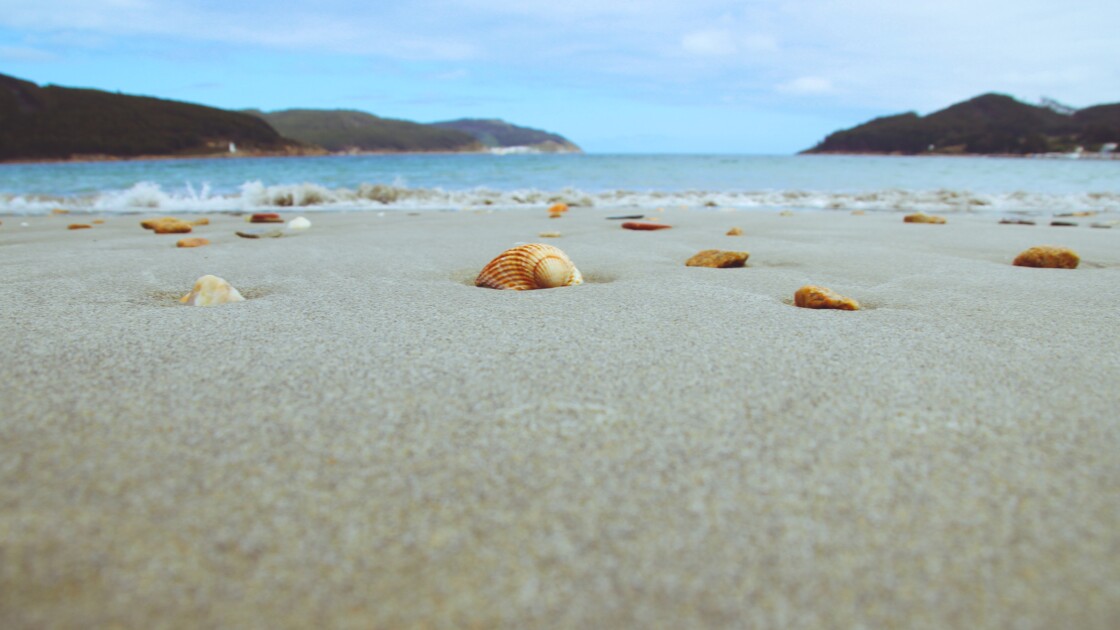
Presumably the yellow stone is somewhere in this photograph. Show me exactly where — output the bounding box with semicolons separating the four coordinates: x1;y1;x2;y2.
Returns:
1012;246;1079;269
685;250;749;268
794;285;860;310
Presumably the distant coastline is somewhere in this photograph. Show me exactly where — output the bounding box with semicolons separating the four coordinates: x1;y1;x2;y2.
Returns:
1;73;581;164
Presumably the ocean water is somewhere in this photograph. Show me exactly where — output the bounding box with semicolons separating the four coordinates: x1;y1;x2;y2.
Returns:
1;153;1118;216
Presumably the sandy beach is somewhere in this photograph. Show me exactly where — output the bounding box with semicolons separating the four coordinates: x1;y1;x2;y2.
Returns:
2;208;1119;628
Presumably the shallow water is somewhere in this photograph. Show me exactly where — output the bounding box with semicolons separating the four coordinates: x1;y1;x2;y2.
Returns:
1;153;1117;215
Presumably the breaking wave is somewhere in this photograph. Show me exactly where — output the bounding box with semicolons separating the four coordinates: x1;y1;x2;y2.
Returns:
3;180;1120;216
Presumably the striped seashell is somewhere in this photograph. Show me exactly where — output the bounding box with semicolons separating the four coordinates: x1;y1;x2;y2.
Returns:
475;243;583;290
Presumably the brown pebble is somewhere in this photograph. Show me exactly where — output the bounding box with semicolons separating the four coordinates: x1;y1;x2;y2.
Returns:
67;223;92;230
1090;223;1112;229
548;203;568;218
685;250;749;268
251;213;284;223
1012;246;1079;269
1000;219;1036;225
851;210;866;216
726;227;743;236
92;219;106;225
191;217;210;226
176;237;210;248
622;221;672;231
538;231;562;238
52;208;70;215
794;285;860;310
904;213;946;224
1050;221;1077;227
154;220;192;234
141;217;194;233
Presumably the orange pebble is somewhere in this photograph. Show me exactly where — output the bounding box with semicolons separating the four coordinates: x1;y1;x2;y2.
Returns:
794;285;860;311
176;237;210;248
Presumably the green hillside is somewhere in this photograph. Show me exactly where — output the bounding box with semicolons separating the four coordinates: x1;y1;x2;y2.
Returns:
431;118;582;152
0;73;302;161
250;109;481;152
804;93;1118;155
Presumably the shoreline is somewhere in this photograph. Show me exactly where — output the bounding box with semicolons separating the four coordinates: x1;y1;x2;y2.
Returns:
2;208;1119;627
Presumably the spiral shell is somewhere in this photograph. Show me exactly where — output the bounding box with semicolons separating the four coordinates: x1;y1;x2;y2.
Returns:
475;243;583;290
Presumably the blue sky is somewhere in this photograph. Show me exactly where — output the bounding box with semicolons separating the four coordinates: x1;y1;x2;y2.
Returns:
2;0;1117;153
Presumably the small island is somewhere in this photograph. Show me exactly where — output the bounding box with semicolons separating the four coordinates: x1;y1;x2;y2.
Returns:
802;93;1120;157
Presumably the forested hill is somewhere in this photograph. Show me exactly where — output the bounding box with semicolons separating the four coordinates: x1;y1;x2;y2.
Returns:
0;73;304;161
0;73;583;161
803;93;1120;155
248;109;482;153
431;119;582;152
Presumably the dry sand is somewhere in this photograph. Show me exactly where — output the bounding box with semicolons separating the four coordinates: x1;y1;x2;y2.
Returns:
2;208;1119;628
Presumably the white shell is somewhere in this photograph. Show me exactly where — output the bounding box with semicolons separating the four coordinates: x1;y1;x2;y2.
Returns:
288;216;311;230
180;275;246;306
475;243;583;290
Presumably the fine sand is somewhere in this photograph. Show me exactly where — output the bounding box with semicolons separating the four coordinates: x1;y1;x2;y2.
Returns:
2;208;1119;628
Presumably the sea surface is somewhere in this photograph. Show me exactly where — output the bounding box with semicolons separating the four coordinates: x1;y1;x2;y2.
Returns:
1;153;1118;216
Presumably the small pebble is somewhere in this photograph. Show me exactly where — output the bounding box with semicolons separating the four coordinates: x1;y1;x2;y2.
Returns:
607;214;644;220
141;217;193;234
685;250;749;268
904;213;946;224
1013;246;1079;269
288;217;311;230
67;224;91;230
1050;221;1077;227
726;227;743;236
176;237;210;248
1000;219;1036;225
794;285;860;310
621;222;672;231
250;213;284;223
538;231;562;238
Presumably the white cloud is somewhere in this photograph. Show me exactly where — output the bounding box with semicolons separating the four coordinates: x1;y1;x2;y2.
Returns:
681;30;738;56
777;76;834;95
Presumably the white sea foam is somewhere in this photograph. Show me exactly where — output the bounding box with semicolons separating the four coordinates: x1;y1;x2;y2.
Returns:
3;181;1120;216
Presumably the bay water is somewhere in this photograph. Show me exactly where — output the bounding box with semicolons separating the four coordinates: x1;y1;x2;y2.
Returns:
1;153;1117;216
